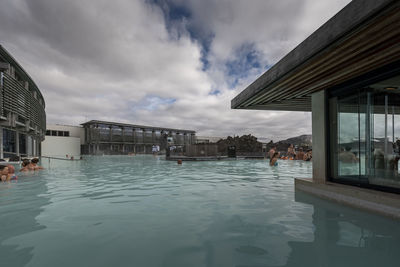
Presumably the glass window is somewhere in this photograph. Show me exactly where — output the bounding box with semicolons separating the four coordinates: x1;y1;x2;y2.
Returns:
19;133;27;155
51;130;57;136
64;131;69;137
57;131;64;136
330;75;400;191
3;129;16;153
27;135;33;156
46;130;50;136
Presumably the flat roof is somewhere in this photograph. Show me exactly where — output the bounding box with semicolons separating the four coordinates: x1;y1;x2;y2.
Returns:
232;0;400;111
0;44;45;107
81;120;196;134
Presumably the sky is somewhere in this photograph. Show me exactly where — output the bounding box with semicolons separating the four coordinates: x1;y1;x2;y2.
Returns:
0;0;351;141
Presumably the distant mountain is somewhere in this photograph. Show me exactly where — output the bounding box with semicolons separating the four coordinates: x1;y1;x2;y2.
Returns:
280;135;312;146
265;134;312;152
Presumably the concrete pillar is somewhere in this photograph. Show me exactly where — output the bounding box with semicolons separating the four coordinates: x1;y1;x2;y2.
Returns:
142;129;145;144
312;90;327;183
15;130;19;156
134;129;138;144
0;127;3;159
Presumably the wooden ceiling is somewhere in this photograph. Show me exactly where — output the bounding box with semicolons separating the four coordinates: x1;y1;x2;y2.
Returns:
232;1;400;112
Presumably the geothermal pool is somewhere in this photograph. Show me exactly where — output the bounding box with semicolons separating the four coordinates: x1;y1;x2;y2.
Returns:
0;156;398;267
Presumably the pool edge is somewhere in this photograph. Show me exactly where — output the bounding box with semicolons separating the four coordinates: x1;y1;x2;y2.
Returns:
294;178;400;220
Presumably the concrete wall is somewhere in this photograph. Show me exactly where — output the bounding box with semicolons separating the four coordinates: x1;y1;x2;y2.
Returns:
41;136;81;157
47;124;85;144
312;90;327;183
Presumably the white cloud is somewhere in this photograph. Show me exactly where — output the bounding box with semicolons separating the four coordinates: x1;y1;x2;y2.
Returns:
0;0;351;140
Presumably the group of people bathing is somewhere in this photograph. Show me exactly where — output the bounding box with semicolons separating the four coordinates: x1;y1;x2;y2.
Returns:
268;144;312;166
0;158;44;182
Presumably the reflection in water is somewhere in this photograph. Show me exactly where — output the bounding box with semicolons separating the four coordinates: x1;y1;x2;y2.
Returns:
0;176;50;266
0;157;398;267
284;192;400;267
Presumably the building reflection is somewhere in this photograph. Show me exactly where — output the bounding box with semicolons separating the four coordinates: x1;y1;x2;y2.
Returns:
279;191;400;267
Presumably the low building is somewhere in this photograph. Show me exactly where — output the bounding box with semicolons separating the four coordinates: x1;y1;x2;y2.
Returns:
81;120;196;155
41;124;83;158
232;0;400;218
195;136;223;144
0;45;46;159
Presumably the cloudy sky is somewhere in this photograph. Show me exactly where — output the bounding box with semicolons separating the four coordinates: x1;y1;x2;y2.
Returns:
0;0;351;141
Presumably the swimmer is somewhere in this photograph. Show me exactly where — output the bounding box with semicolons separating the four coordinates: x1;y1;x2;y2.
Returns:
295;147;305;160
6;165;17;181
268;146;277;159
269;152;280;166
30;158;44;170
20;159;32;172
0;165;9;181
177;159;182;165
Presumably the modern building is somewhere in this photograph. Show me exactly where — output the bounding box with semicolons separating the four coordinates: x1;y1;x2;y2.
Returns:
232;0;400;217
195;136;223;144
81;120;196;155
41;124;84;158
0;45;46;159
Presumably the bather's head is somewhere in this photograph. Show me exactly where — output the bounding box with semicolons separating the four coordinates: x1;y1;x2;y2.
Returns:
22;159;30;167
0;165;9;175
31;158;39;164
7;165;15;174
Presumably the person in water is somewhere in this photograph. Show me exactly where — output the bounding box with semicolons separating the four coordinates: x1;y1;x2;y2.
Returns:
287;144;296;159
269;152;280;166
30;158;44;170
295;147;305;160
0;165;9;181
20;159;32;172
6;165;17;180
304;149;312;161
268;146;277;159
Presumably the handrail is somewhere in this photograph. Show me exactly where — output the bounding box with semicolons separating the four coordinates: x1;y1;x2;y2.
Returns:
41;156;82;161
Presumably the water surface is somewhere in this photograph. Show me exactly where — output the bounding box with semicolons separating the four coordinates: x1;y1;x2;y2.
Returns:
0;156;398;267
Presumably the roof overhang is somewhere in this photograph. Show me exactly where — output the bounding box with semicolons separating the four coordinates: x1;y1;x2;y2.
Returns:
231;0;400;112
81;120;196;134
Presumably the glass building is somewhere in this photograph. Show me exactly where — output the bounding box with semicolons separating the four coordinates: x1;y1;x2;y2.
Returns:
232;0;400;215
0;45;46;158
81;120;196;155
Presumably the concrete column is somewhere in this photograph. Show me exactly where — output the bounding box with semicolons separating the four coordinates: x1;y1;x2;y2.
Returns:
0;127;3;159
312;90;327;183
15;130;19;156
142;129;145;144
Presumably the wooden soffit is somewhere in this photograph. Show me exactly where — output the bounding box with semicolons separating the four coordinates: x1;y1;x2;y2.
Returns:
231;0;400;112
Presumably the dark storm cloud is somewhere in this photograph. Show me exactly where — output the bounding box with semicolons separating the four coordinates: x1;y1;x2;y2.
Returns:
0;0;351;139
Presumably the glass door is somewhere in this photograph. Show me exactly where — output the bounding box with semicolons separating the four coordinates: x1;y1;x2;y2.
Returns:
329;74;400;192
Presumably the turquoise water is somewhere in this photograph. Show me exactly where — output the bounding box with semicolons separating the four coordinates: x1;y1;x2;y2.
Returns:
0;156;399;267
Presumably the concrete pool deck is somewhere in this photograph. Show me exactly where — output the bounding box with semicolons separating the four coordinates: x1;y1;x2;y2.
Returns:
295;178;400;220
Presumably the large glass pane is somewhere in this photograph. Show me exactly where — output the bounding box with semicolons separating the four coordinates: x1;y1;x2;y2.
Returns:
3;129;16;154
337;94;361;179
19;133;27;155
330;75;400;191
367;87;400;189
